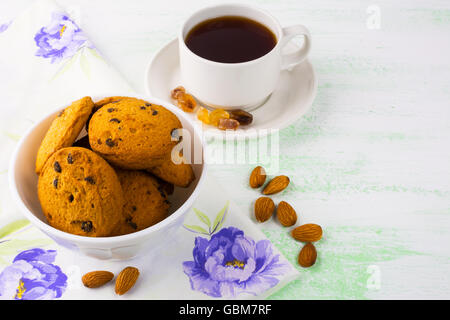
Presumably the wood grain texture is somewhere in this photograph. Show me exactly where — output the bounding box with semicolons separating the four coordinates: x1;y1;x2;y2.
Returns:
1;0;449;299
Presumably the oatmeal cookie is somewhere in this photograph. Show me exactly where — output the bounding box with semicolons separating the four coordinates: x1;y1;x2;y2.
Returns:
88;98;182;169
35;96;94;174
113;169;170;235
146;151;195;188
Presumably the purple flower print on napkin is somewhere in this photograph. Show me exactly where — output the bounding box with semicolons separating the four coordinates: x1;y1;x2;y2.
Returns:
0;21;11;33
183;227;289;298
34;12;93;63
0;248;67;300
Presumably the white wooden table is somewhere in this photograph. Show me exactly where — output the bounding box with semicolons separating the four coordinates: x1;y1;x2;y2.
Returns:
1;0;449;299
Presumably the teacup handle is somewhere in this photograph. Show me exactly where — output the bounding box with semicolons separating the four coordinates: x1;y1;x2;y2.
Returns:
280;24;311;70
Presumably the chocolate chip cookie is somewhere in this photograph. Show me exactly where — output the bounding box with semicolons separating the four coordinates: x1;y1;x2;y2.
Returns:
37;147;124;237
146;151;195;188
35;96;94;174
88;98;182;169
113;169;170;235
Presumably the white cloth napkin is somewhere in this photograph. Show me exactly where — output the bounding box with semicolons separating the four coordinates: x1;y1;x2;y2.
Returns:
0;0;298;300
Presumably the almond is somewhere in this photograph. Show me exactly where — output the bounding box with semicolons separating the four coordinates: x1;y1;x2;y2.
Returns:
262;175;290;195
298;242;317;268
82;271;114;288
115;266;140;295
291;223;323;242
276;201;297;227
254;197;275;222
249;166;266;188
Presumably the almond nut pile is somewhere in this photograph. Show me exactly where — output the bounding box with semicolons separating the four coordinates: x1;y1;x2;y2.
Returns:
249;166;323;268
81;266;140;295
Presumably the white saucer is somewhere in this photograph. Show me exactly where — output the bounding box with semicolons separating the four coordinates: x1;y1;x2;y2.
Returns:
145;39;317;139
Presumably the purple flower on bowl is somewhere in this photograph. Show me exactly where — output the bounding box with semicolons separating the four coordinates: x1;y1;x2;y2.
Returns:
34;12;93;63
0;248;67;300
183;226;289;298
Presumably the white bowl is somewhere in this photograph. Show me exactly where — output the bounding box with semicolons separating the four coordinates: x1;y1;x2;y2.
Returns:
8;94;206;260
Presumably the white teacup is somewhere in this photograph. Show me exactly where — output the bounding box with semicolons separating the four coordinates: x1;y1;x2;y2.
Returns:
178;3;311;110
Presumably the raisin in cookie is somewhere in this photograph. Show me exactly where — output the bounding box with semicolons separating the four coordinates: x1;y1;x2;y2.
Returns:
113;169;170;236
37;147;124;237
88;98;182;169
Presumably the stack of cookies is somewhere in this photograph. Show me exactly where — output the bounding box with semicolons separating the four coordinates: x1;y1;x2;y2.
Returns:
36;96;195;237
